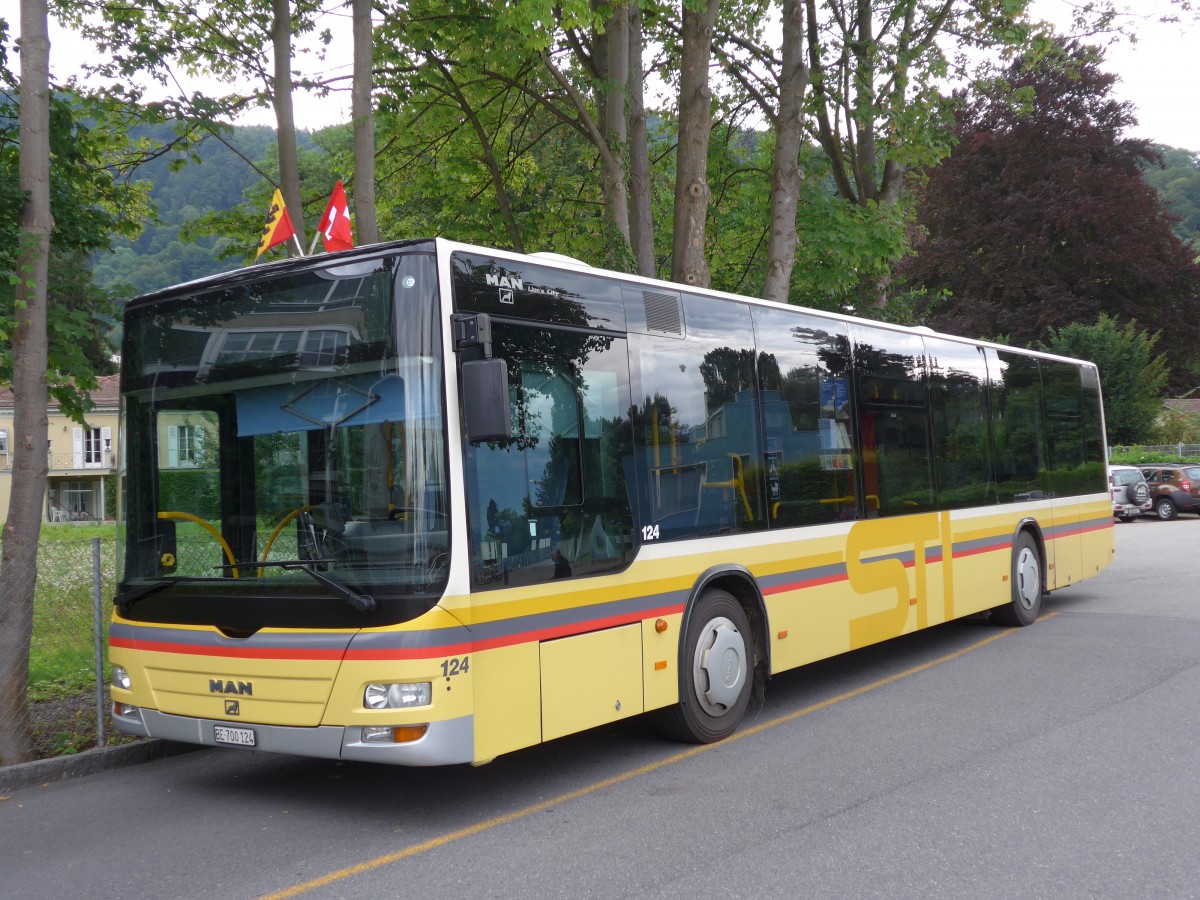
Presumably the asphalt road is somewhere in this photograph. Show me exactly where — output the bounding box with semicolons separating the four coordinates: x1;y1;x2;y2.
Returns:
3;515;1198;899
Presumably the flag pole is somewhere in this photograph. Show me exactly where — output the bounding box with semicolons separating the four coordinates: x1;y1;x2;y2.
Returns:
308;230;322;255
292;232;307;257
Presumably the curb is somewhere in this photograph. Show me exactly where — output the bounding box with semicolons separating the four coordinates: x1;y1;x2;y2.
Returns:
0;739;200;794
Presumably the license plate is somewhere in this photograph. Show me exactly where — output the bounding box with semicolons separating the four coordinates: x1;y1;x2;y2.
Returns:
214;724;256;747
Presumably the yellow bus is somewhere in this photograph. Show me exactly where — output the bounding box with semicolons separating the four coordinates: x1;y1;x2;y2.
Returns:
109;238;1114;764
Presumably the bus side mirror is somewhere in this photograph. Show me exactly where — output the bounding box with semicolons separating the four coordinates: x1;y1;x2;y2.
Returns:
462;358;512;443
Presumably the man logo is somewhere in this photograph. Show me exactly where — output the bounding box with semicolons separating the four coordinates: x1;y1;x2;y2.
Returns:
485;273;523;291
225;700;240;716
210;679;253;695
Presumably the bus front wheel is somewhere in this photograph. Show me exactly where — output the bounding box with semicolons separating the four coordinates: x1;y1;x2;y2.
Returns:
656;589;753;743
993;531;1043;627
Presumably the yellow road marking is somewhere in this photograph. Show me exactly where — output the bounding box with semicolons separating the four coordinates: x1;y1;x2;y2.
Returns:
263;619;1045;899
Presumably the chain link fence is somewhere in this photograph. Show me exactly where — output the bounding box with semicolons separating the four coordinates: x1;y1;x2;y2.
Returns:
23;530;121;761
1110;443;1200;459
16;526;304;764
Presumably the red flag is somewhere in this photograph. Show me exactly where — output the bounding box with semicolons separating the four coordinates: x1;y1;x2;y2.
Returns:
256;189;296;259
317;180;354;252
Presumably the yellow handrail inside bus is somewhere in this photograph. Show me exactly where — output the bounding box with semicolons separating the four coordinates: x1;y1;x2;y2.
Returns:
157;511;239;578
702;454;754;522
260;506;312;574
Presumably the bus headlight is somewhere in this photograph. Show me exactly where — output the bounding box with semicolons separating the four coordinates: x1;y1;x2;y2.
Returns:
112;665;131;691
364;682;432;709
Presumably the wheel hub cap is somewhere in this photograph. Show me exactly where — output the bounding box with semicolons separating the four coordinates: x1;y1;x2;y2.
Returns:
693;616;747;715
1015;546;1040;611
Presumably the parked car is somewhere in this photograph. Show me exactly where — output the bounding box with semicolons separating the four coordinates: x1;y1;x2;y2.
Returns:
1108;465;1152;521
1139;463;1200;520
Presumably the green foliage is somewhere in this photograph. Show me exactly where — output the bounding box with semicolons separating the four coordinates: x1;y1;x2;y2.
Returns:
158;469;221;517
1156;407;1200;444
0;56;155;417
1040;314;1169;445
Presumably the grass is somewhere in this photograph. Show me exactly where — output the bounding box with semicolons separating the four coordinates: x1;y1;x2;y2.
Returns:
0;524;122;758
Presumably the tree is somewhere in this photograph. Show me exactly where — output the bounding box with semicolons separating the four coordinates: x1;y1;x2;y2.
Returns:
903;40;1200;390
1040;314;1169;446
350;0;379;244
1;14;156;763
670;0;721;288
1;0;52;765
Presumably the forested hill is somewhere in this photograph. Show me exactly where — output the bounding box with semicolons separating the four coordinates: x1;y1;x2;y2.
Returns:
1143;146;1200;252
90;123;318;297
91;126;1200;300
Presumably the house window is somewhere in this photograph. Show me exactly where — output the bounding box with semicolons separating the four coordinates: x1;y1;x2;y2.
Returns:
74;426;111;468
84;428;104;465
177;424;199;464
167;421;206;468
0;428;8;455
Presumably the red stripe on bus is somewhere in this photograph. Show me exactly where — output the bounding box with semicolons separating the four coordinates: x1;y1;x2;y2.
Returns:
109;635;344;660
762;573;846;595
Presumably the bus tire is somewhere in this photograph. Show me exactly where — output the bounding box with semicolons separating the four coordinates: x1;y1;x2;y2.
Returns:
655;589;753;743
993;531;1043;627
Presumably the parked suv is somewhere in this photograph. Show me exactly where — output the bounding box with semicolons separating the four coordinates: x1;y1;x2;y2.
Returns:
1140;463;1200;520
1109;465;1152;521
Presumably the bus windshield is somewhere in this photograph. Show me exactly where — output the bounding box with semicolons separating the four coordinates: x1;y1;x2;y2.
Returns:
116;250;449;629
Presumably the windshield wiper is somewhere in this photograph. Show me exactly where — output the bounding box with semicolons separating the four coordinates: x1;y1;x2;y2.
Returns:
115;576;211;613
215;561;377;614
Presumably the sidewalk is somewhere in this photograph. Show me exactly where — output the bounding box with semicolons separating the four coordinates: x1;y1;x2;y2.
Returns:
0;739;198;794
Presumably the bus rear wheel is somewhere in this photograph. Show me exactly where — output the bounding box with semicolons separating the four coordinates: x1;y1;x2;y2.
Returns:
655;589;753;743
993;531;1043;627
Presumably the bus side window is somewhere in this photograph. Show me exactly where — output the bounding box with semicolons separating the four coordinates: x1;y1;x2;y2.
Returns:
924;338;993;509
629;295;762;540
751;306;855;527
988;350;1048;503
850;325;935;517
466;324;634;589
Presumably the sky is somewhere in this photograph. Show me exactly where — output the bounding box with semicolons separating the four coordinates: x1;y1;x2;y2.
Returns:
1030;0;1200;152
26;1;1200;154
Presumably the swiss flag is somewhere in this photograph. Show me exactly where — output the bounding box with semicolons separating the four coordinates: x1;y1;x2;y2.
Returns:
317;180;354;252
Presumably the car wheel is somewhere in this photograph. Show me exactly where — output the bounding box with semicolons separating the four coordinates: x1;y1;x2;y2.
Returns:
654;589;753;743
1155;498;1177;521
993;531;1043;627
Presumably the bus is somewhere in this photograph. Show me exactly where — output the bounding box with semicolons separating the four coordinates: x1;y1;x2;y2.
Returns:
109;238;1114;765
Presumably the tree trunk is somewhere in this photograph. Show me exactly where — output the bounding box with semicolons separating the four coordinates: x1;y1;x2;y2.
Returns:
627;5;655;277
351;0;380;244
600;3;632;268
1;0;53;766
671;0;720;288
272;0;305;251
763;0;809;304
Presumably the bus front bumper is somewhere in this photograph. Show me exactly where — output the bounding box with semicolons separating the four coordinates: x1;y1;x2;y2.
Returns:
111;706;475;766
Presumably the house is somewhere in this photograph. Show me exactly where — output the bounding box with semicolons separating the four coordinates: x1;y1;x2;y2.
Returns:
1162;398;1200;418
0;374;120;523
